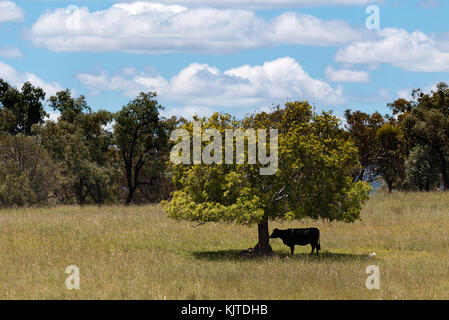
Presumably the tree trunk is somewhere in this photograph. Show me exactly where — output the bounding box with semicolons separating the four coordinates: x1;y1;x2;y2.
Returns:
439;152;449;190
387;181;393;193
383;175;393;193
253;221;273;256
75;180;88;205
357;168;365;182
125;187;136;206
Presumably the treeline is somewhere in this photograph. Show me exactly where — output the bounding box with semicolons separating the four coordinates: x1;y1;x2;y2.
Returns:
1;78;449;208
345;82;449;192
0;79;176;207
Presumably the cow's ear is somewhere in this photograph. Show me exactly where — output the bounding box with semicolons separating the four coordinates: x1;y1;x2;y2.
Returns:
274;228;278;231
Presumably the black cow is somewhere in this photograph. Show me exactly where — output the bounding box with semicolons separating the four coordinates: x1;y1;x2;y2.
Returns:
269;228;321;255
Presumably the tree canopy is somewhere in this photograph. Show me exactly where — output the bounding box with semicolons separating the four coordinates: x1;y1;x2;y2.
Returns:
400;83;449;190
114;92;172;205
0;79;47;135
162;102;372;255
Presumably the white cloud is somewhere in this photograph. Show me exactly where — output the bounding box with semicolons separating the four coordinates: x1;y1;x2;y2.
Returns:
325;66;370;83
0;46;23;58
114;0;380;9
44;110;60;123
266;12;363;46
77;57;344;111
0;61;63;97
161;106;216;119
77;68;169;97
29;2;363;53
0;1;24;23
397;88;413;100
335;28;449;72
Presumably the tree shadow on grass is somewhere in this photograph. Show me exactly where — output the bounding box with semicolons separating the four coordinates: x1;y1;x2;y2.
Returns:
192;249;370;262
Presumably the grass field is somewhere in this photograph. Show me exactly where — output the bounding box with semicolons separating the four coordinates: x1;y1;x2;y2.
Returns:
1;191;449;299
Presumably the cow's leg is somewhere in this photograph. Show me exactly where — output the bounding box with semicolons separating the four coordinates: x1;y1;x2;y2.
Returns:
290;245;295;255
310;245;315;255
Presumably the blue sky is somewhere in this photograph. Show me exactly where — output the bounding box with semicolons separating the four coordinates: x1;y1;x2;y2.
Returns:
0;0;448;120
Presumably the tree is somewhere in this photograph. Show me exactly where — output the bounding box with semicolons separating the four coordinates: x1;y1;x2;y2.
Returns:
344;109;385;182
400;82;449;190
0;79;47;135
114;92;169;205
405;145;440;191
0;134;59;207
162;102;371;255
375;122;406;192
0;107;16;134
345;109;407;192
127;115;177;204
37;90;119;205
49;89;91;122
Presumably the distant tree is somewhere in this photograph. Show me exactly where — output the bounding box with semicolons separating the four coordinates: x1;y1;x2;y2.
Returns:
79;111;121;205
405;145;440;191
114;92;169;205
0;79;47;135
344;109;385;182
163;102;371;255
0;107;16;134
131;115;178;203
400;82;449;190
345;109;407;191
48;89;91;122
38;90;119;205
375;122;407;192
0;134;59;207
387;98;413;122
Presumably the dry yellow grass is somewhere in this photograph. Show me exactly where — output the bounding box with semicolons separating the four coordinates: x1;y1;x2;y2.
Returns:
1;191;449;299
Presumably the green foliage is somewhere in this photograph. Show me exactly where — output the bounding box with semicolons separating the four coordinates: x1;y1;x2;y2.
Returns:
0;134;59;207
279;105;372;222
0;107;16;133
405;145;440;191
114;92;171;205
344;109;385;182
48;89;90;123
400;82;449;189
37;91;119;205
345;109;407;192
163;102;371;227
375;123;407;191
0;79;47;135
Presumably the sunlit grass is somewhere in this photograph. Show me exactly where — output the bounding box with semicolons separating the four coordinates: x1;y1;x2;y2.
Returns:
1;191;449;299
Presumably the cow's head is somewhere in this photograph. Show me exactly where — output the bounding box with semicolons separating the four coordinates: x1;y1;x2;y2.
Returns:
269;228;280;238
